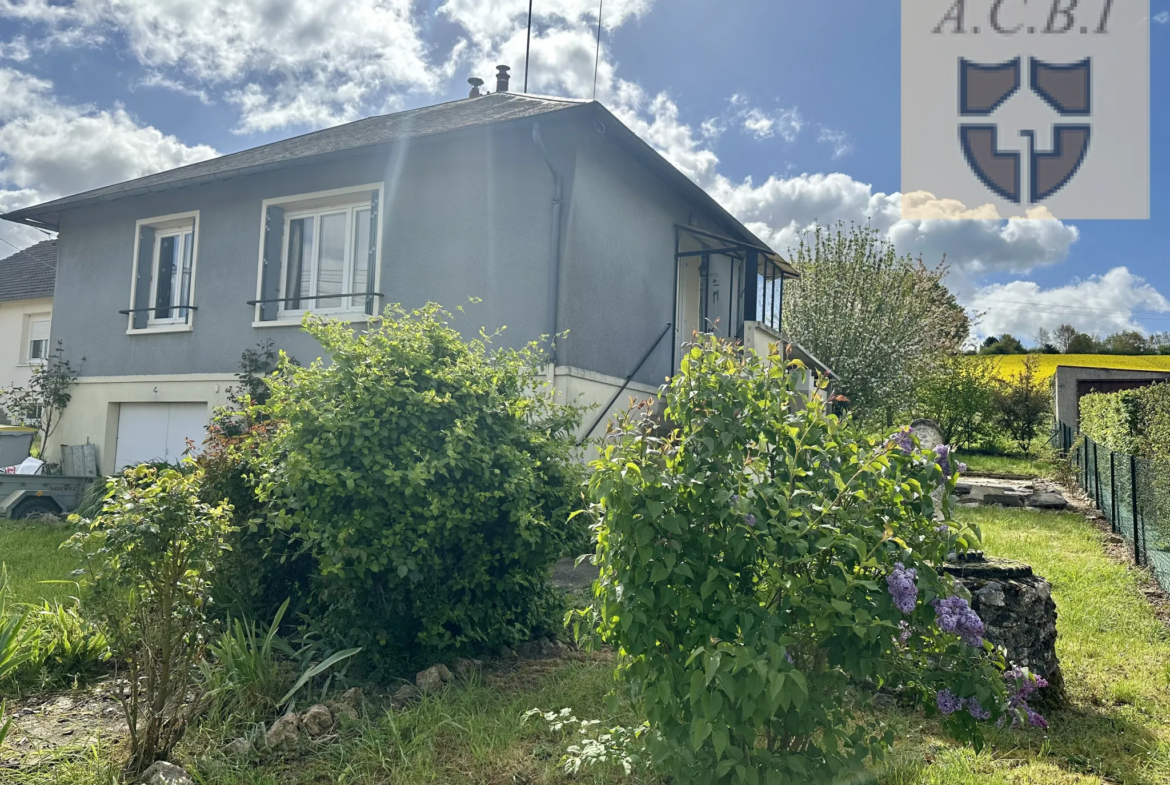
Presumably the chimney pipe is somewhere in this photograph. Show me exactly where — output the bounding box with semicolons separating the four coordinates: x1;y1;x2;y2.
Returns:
468;77;484;98
495;65;511;93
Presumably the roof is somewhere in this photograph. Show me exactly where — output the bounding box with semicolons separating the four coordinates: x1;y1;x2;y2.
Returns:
1;91;787;266
3;93;586;230
0;239;56;303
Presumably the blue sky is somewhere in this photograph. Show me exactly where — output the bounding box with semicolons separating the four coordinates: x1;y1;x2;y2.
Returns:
0;0;1165;342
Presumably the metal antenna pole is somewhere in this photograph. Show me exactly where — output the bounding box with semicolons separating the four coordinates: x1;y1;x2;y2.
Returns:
593;0;603;100
524;0;534;93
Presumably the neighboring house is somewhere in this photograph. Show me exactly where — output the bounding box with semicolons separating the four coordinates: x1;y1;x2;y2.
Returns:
3;75;828;473
0;239;56;416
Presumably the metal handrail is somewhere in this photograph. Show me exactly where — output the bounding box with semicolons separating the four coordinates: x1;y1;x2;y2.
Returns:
119;306;198;315
246;292;385;306
579;322;672;445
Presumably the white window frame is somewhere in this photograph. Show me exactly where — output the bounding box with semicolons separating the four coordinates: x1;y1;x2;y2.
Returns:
21;313;51;366
253;183;384;327
279;203;371;317
127;210;201;335
148;226;196;327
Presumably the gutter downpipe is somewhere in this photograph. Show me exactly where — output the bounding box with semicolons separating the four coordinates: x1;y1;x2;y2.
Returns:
532;121;563;368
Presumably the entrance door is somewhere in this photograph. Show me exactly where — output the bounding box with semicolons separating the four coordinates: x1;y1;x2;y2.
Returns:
114;402;208;469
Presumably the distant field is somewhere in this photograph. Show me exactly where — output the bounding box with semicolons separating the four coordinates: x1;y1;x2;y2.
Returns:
982;354;1170;381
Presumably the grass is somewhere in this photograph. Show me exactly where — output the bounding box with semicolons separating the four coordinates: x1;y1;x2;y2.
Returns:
983;354;1170;382
4;507;1170;784
0;520;80;604
958;451;1054;478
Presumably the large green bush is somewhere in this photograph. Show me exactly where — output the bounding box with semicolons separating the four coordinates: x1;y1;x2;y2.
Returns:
1079;389;1142;454
586;338;1024;784
917;354;1000;448
252;304;585;670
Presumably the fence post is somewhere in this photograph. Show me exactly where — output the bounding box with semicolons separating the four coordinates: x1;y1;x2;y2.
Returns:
1109;451;1117;533
1130;454;1141;566
1093;441;1101;508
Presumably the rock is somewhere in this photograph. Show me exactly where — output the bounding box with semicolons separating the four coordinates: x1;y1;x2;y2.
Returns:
415;664;454;694
341;687;364;711
391;684;422;709
265;713;301;749
329;700;359;722
1026;491;1069;510
224;737;252;757
452;658;484;677
1108;534;1125;545
517;637;562;659
301;704;334;738
139;761;193;785
909;419;944;451
975;581;1006;607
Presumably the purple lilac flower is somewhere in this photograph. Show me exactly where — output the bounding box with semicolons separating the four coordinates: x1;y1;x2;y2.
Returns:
784;650;794;665
745;513;757;528
898;620;912;643
936;689;963;715
886;563;919;613
934;444;953;476
966;699;991;721
932;595;985;647
731;494;740;504
936;524;951;535
1003;666;1049;728
887;427;914;455
958;462;968;473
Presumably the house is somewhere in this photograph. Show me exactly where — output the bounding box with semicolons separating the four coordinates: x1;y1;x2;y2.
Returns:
0;239;56;416
3;72;828;472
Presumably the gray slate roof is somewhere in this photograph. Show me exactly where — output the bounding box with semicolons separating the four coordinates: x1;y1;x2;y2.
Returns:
0;239;56;303
2;93;586;229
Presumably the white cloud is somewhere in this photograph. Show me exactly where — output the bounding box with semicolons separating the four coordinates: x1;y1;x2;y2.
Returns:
136;73;212;105
817;126;853;159
968;268;1170;340
0;68;218;250
1154;11;1169;24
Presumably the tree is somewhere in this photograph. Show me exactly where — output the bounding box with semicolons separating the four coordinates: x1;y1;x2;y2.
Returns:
0;340;81;459
782;223;969;422
979;334;1025;355
1099;330;1152;355
1052;324;1078;353
993;355;1051;454
918;355;1000;448
1034;327;1051;349
1066;333;1097;354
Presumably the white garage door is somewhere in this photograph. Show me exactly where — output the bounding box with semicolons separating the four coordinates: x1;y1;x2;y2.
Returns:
115;403;208;470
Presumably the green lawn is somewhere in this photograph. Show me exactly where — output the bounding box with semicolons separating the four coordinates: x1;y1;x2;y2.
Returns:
4;507;1170;784
958;452;1054;478
0;520;80;605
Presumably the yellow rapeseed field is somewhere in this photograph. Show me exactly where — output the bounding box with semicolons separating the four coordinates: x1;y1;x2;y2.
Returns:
982;354;1170;381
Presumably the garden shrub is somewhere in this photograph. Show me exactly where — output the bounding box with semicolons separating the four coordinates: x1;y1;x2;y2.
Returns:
993;354;1052;455
251;304;586;671
1079;389;1141;454
586;337;1033;785
917;354;1000;448
69;465;234;776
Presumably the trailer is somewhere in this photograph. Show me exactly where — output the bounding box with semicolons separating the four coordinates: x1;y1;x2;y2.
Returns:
0;428;96;518
0;473;93;518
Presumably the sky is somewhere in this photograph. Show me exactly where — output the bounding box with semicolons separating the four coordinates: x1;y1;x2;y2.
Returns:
0;0;1166;344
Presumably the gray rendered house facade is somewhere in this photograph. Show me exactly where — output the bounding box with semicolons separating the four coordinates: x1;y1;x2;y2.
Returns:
3;90;797;472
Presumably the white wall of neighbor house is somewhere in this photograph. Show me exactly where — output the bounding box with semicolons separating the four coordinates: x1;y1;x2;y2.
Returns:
47;374;234;473
550;365;660;453
0;297;53;394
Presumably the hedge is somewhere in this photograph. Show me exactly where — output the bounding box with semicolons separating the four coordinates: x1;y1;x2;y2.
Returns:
1079;383;1170;457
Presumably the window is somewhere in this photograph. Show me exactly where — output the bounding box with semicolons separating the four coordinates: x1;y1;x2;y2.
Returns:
26;316;50;364
127;212;199;332
254;185;381;323
150;228;195;323
281;204;371;314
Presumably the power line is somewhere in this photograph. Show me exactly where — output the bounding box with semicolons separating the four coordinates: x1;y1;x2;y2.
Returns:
524;0;533;93
593;0;603;101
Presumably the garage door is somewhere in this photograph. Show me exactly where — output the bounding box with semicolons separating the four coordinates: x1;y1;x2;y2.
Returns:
114;403;208;470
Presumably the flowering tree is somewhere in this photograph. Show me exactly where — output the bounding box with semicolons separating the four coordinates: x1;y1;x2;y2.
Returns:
782;223;969;423
584;337;1045;784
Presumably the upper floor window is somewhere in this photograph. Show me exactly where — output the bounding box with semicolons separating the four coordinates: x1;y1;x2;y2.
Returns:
24;314;50;364
254;185;382;324
125;212;199;333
